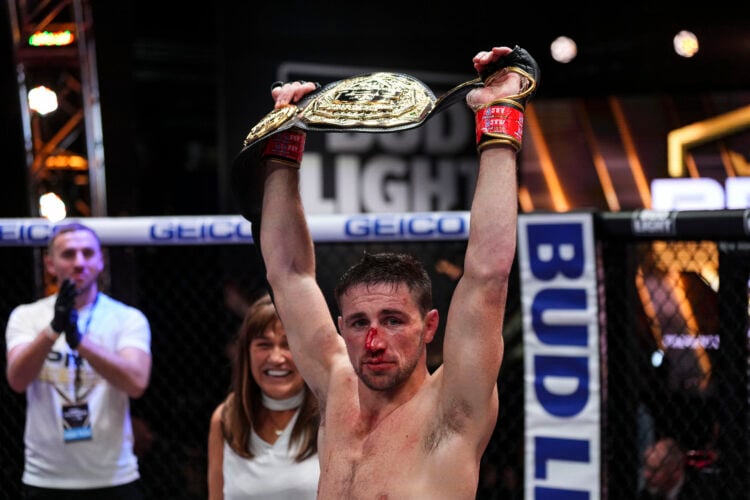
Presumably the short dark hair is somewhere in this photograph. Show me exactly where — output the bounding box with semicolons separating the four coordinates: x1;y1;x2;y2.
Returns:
334;252;433;316
47;222;101;253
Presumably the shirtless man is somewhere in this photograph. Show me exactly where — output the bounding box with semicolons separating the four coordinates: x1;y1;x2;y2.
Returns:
252;45;537;498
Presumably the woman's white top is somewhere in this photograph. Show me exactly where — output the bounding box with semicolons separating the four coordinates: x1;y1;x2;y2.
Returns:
222;409;319;500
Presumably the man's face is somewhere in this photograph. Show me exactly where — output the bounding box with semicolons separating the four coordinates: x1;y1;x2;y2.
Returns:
45;229;104;294
338;282;436;391
249;320;305;400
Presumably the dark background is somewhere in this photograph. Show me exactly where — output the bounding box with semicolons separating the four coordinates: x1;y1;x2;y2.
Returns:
2;1;749;219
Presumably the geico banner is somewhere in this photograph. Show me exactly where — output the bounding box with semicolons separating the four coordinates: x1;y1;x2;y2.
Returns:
0;212;470;246
518;212;601;499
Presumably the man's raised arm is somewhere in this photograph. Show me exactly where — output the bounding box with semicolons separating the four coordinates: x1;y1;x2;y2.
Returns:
255;82;347;396
441;46;539;412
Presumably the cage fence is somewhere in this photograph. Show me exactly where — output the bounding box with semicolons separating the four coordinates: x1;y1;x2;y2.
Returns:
0;212;748;499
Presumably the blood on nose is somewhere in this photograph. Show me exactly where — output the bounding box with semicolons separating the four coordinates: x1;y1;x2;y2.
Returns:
365;327;377;351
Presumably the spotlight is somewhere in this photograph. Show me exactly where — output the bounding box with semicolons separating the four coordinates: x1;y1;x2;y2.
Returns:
28;30;75;47
673;30;699;58
28;86;58;115
550;36;577;63
39;192;67;222
650;349;664;368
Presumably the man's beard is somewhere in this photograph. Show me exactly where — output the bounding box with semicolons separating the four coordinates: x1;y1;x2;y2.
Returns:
356;340;423;391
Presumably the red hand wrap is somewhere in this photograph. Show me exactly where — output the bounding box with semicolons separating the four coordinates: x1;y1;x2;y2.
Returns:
261;129;306;166
475;102;524;153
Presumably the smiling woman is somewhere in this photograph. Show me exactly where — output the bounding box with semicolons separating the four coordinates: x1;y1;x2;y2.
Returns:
206;294;320;500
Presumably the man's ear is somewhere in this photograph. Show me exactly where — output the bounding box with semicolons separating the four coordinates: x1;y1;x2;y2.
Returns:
44;253;56;278
424;309;439;344
337;316;344;334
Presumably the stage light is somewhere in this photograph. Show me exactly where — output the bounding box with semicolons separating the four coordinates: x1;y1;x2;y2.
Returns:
550;36;577;63
650;349;664;368
45;154;89;170
39;192;67;222
28;85;58;115
28;30;75;47
673;30;699;58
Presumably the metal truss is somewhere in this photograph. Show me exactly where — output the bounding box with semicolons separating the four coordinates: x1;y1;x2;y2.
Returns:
7;0;107;217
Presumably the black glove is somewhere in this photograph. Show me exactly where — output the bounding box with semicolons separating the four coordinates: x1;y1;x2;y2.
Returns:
65;308;81;349
51;278;77;334
478;45;540;109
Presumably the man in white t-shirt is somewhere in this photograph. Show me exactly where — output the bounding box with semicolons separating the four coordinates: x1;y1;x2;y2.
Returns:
5;222;152;499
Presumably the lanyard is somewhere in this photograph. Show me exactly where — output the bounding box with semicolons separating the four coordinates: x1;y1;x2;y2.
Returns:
78;292;99;342
73;293;99;402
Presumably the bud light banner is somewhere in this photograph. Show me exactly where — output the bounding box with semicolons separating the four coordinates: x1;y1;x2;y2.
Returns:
518;212;601;499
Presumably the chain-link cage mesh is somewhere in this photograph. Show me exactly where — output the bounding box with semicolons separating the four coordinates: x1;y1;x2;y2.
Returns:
0;240;526;499
601;238;749;499
1;231;748;499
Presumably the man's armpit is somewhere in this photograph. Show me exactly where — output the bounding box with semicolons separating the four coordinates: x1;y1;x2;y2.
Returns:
422;398;471;453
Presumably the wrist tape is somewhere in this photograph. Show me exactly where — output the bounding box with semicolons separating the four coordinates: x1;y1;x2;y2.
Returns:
261;129;306;167
475;100;524;153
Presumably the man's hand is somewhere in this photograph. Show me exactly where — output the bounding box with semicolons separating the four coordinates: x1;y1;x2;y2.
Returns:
260;81;320;168
466;46;539;110
51;278;76;334
65;308;81;349
270;80;320;109
467;45;539;152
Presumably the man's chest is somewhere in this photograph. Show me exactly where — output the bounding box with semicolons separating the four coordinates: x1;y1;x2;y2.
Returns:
318;404;462;491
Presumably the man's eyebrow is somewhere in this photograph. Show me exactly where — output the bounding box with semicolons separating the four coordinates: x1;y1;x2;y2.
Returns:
60;246;97;252
380;308;405;316
344;308;406;322
343;312;367;323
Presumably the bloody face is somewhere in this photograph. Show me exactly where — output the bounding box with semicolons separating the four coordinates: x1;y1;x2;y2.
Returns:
338;282;432;391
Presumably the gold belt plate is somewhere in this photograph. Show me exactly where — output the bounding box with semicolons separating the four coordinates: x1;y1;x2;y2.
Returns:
299;72;435;128
243;105;298;146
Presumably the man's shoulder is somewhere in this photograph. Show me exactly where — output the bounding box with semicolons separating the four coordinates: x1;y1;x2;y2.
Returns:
98;293;145;315
10;295;54;316
97;294;150;330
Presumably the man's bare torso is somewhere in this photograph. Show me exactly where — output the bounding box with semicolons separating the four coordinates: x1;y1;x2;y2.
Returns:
315;368;497;499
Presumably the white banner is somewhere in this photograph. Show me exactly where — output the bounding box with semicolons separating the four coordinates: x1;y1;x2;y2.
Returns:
0;212;470;246
518;212;601;499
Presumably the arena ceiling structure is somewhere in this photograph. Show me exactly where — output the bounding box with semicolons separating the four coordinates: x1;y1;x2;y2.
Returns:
99;1;750;97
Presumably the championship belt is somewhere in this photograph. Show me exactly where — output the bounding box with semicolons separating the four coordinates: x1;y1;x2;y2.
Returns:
231;45;539;222
241;72;479;147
